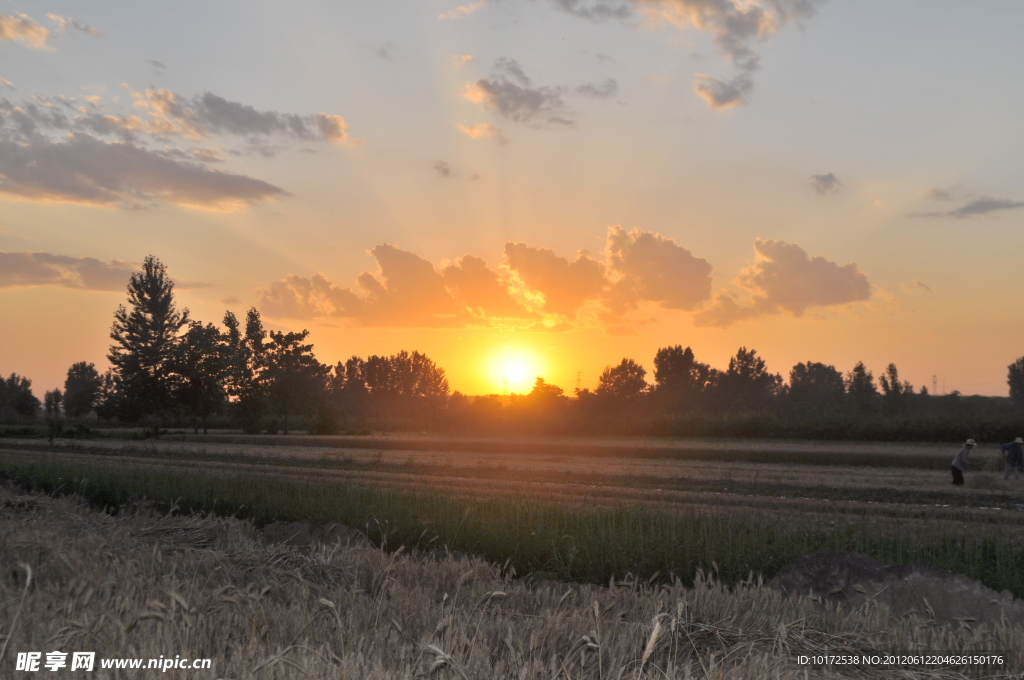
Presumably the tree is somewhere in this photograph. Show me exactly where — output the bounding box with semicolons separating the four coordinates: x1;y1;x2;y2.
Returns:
222;308;269;433
1009;356;1024;404
845;362;878;412
717;347;782;409
173;321;227;433
788;362;845;408
1;373;41;418
595;359;648;400
43;389;63;416
63;362;102;418
653;345;712;409
264;329;325;433
878;363;913;414
108;256;189;434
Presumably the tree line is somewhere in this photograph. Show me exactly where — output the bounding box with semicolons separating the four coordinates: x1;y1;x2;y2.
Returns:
3;255;1023;441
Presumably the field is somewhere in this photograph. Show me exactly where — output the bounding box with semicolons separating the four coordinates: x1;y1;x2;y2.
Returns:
1;433;1023;678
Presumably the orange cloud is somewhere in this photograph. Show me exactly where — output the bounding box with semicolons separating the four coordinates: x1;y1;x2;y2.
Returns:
0;13;50;48
439;2;486;20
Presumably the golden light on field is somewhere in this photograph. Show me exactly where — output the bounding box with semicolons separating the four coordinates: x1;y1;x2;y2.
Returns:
486;346;545;394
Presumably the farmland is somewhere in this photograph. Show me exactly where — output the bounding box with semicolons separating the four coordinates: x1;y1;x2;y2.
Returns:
2;433;1024;678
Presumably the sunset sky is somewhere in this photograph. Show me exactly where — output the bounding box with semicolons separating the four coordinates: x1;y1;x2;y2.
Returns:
2;1;1023;397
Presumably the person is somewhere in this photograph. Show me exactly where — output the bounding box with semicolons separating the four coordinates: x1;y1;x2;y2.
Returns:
1001;437;1024;480
951;438;975;486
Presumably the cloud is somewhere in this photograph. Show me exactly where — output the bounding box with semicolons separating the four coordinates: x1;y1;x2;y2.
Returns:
923;187;953;201
810;172;842;195
220;296;241;305
914;197;1024;219
455;122;504;141
189;92;351;144
46;14;102;37
0;132;288;209
503;243;605;316
553;0;632;20
576;78;618;98
433;160;454;177
0;251;137;290
0;77;13;89
692;73;752;109
551;0;818;109
439;2;486;19
147;60;167;72
453;54;474;66
0;13;50;48
442;255;532;317
465;59;572;127
694;239;871;327
604;226;712;314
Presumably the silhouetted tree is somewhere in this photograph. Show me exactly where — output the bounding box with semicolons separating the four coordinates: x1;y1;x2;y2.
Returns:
716;348;781;409
63;362;102;418
653;345;713;410
878;362;913;415
1;373;41;418
845;362;878;412
173;321;227;433
788;362;845;409
43;389;62;416
108;256;189;435
223;308;269;433
595;359;648;400
1009;356;1024;404
264;329;325;433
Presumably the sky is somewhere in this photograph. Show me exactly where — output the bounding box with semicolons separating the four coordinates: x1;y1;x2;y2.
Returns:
2;0;1023;397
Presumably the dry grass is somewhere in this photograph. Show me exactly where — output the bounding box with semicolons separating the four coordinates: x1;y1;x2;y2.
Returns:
1;484;1021;679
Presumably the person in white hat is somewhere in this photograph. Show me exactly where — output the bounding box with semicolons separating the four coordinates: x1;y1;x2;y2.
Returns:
951;439;975;486
1000;437;1024;480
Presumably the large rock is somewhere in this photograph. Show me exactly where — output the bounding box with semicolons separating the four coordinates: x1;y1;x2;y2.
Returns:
770;551;1024;628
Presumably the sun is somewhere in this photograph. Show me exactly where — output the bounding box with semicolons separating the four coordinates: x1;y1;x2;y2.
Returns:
486;347;544;394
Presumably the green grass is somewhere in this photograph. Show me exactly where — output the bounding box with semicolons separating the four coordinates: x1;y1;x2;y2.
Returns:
3;458;1023;598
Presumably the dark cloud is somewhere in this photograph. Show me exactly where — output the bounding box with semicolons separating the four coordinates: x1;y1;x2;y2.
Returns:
0;251;136;290
147;60;167;72
433;160;454;177
692;73;752;109
553;0;632;20
605;226;712;314
810;172;842;195
0;132;288;208
694;239;870;327
465;59;573;127
220;296;241;305
576;78;618;99
0;13;49;48
46;14;102;37
914;197;1024;219
504;243;605;315
923;187;953;201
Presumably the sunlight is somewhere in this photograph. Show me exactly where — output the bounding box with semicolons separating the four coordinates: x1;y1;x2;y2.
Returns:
486;347;544;394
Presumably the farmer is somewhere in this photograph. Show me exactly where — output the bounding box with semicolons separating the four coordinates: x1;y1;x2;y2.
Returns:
1001;437;1024;480
951;438;975;486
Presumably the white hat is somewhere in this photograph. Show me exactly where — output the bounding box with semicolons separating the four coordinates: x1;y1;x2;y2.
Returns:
966;439;977;446
1015;437;1024;444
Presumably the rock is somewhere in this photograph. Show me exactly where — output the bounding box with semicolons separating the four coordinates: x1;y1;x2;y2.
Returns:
261;520;369;550
769;551;1024;628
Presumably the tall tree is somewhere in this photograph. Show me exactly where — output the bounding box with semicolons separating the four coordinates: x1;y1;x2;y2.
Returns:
717;348;781;409
595;358;648;400
653;345;712;409
63;361;102;418
845;362;878;412
788;361;845;409
222;308;268;432
1;373;41;418
878;362;913;414
43;389;63;416
264;329;325;433
108;255;189;434
1009;356;1024;404
173;321;227;433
